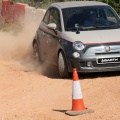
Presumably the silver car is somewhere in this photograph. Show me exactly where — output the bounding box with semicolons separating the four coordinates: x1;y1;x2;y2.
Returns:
32;1;120;78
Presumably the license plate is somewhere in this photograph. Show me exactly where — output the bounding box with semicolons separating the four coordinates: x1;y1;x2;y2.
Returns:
97;57;120;64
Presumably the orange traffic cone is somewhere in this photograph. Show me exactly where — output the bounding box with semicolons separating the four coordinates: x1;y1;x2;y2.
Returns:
65;68;94;116
72;68;86;111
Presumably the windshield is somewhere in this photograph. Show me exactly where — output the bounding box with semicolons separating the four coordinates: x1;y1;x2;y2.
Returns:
62;6;120;31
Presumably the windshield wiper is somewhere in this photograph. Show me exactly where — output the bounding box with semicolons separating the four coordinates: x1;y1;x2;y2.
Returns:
65;25;120;32
94;25;120;29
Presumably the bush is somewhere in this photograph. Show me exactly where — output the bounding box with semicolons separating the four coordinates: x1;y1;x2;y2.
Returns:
100;0;120;15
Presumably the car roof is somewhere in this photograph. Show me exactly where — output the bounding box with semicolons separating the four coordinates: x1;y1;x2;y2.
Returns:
51;1;108;9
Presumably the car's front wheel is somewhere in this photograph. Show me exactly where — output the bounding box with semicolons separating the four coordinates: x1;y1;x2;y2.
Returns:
58;51;69;78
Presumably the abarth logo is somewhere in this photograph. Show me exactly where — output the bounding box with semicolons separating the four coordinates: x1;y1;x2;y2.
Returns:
101;58;118;63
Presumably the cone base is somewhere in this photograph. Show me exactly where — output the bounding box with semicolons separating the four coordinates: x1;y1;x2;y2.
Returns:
65;108;94;116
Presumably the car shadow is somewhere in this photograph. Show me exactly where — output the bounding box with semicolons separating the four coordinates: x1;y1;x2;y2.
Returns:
20;54;120;79
42;66;120;80
42;62;120;79
20;56;61;79
78;71;120;80
41;64;60;79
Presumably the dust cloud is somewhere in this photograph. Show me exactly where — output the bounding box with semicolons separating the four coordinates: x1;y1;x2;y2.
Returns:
0;14;42;72
0;11;59;77
1;13;43;59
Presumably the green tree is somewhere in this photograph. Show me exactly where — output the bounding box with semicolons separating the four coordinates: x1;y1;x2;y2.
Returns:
99;0;120;15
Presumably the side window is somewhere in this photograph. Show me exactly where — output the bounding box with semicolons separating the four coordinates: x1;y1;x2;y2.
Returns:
49;8;62;31
43;9;50;24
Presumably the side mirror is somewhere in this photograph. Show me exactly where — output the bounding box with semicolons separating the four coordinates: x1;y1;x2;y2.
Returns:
47;23;57;30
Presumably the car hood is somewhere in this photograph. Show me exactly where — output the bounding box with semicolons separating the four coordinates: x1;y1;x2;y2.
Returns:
61;29;120;44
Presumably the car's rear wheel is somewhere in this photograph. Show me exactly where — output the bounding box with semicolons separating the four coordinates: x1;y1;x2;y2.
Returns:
33;42;41;62
58;51;69;78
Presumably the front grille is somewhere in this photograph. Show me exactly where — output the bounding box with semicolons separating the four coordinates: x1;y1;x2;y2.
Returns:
80;61;120;67
95;52;120;55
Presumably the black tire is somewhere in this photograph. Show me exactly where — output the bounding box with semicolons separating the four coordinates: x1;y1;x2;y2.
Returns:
58;51;69;78
33;42;41;63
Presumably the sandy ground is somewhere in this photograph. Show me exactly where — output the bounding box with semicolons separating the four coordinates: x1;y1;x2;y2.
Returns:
0;12;120;120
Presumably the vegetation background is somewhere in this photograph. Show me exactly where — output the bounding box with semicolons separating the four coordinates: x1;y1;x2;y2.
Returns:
9;0;120;15
0;0;119;29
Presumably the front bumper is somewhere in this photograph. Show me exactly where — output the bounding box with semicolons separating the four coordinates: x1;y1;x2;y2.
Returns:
67;59;120;73
62;41;120;73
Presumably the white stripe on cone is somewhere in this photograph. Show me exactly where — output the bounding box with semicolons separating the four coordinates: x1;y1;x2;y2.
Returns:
72;81;83;99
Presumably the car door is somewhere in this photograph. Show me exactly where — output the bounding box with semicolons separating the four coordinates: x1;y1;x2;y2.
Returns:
37;8;51;62
45;7;62;65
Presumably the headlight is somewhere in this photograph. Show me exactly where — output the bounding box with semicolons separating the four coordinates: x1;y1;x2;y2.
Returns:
73;41;85;51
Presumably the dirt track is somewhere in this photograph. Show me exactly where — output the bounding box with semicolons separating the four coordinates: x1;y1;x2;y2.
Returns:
0;20;120;120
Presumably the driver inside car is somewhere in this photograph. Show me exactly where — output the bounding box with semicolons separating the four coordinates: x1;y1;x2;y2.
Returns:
84;11;97;26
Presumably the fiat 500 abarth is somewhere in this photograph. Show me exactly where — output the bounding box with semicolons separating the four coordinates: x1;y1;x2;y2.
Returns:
32;1;120;78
